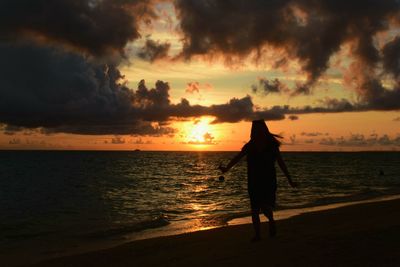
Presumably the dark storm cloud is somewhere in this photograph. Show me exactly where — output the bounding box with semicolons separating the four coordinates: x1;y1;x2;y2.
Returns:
0;42;141;135
206;96;254;123
137;39;171;62
268;93;400;116
135;93;270;124
175;0;400;99
0;0;177;136
207;96;285;123
318;98;355;112
258;100;353;117
0;40;284;135
252;78;289;95
0;0;151;56
357;79;400;111
0;42;180;135
383;37;400;79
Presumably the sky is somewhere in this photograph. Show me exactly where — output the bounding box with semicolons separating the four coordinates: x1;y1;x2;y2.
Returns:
0;0;400;151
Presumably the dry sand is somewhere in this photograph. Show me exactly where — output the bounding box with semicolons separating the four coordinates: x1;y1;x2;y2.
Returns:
25;198;400;267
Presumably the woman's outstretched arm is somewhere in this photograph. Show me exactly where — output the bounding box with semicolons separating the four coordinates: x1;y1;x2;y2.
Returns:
219;149;247;173
276;151;297;187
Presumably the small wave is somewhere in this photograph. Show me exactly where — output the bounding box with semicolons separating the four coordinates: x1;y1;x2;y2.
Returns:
83;215;170;239
278;189;396;210
191;211;252;227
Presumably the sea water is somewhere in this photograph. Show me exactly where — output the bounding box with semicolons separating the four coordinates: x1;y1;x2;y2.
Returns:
0;151;399;264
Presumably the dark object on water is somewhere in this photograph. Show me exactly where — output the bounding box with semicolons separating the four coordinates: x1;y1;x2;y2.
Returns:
134;149;141;152
379;169;384;176
218;175;225;181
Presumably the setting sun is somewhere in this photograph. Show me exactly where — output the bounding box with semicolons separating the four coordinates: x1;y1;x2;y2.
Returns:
182;117;218;146
189;120;210;143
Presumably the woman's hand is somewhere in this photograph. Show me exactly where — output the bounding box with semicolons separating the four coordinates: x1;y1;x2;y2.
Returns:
218;164;229;173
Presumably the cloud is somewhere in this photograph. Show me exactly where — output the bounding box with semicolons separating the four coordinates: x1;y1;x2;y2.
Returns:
207;96;254;123
137;39;171;62
132;138;152;144
301;132;328;137
132;137;145;144
175;0;400;101
0;0;152;56
288;115;299;121
319;98;354;111
265;94;400;117
319;134;400;147
382;36;400;79
2;125;25;135
6;138;62;148
252;78;289;95
186;82;200;93
185;81;213;94
111;136;126;144
203;132;215;144
8;138;21;145
394;117;400;122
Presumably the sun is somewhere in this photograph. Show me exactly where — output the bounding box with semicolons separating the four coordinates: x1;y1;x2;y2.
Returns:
186;117;216;145
190;121;208;142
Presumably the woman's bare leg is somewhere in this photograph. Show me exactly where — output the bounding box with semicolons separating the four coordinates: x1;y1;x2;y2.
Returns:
262;206;276;237
251;208;261;241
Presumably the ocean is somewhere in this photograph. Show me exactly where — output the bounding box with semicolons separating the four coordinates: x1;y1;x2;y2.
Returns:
1;151;399;264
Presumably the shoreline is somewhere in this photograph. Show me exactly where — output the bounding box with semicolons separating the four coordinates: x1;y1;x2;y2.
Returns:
127;194;400;244
16;195;400;267
229;194;400;226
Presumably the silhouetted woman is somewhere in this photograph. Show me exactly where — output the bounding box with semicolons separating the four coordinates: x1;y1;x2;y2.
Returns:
219;120;296;241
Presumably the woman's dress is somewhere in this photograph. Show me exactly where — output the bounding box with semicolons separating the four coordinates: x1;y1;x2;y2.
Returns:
242;141;278;209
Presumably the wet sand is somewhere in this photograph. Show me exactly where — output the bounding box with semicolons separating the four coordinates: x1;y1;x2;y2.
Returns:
25;198;400;267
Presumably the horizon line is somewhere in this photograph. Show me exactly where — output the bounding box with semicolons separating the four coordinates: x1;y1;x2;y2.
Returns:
0;149;398;153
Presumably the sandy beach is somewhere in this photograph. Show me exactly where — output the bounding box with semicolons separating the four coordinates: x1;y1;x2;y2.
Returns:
22;197;400;267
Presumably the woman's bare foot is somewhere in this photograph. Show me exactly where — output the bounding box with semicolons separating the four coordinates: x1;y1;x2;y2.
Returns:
269;220;276;237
